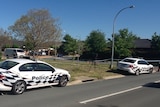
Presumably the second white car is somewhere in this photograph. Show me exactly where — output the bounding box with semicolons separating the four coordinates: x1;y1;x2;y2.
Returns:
117;58;154;75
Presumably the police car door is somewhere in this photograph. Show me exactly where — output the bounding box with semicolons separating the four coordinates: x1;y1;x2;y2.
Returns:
138;60;150;73
33;63;55;86
19;62;54;87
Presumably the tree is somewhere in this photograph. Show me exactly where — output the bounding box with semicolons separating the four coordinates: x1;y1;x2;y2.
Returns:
151;32;160;50
114;28;139;58
85;30;107;53
0;29;13;50
9;9;61;50
83;30;107;59
59;34;78;55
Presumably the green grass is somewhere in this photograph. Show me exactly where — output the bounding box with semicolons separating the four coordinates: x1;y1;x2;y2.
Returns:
41;59;119;81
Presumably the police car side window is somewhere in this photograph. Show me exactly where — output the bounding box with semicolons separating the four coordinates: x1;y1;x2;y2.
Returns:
34;63;55;72
19;63;35;71
138;60;148;65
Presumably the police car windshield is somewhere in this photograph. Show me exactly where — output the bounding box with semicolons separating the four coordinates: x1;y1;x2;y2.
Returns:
0;61;19;70
122;59;136;63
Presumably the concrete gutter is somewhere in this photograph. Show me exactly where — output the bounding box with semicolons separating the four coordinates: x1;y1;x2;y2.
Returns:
67;75;124;86
67;76;96;86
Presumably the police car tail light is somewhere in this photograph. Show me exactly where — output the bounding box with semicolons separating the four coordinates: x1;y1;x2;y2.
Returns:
0;74;5;80
129;65;134;68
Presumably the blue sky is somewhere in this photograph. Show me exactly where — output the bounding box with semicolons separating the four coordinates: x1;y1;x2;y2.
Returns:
0;0;160;40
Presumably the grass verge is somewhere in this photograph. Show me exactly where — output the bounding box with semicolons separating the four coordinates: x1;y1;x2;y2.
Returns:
41;59;119;82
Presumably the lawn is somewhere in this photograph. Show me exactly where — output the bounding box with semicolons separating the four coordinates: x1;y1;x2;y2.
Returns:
41;59;119;81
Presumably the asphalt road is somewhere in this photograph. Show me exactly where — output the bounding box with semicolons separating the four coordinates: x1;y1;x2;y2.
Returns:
77;83;160;107
0;72;160;107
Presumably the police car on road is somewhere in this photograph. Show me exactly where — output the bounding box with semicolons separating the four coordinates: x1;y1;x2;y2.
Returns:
0;58;71;95
117;58;154;75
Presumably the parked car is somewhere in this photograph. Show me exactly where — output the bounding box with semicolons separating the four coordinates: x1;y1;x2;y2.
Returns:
4;48;26;58
0;58;70;95
117;57;154;75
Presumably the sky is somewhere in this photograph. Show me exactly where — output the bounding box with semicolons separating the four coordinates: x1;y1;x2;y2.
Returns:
0;0;160;40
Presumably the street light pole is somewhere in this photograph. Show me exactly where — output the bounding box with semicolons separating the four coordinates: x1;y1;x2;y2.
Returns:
110;5;135;69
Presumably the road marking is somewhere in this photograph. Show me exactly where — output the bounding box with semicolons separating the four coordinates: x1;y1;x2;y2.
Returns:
155;80;160;83
79;86;142;104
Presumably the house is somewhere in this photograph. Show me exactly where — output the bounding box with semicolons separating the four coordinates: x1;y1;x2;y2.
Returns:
134;39;151;48
132;39;159;59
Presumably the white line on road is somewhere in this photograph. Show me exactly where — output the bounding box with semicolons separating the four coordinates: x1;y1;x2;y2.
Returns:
80;86;142;104
155;80;160;83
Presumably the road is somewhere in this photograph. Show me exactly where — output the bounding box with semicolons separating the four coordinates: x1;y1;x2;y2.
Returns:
0;72;160;107
78;83;160;107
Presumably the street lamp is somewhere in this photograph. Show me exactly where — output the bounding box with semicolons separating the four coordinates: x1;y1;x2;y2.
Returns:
110;5;135;69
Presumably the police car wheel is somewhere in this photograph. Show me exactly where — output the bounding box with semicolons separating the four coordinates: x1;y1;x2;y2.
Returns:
12;81;26;95
58;76;68;87
135;69;140;76
149;68;153;74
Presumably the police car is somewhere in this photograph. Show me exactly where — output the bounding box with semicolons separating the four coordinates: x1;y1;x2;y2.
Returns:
117;58;154;75
0;58;71;95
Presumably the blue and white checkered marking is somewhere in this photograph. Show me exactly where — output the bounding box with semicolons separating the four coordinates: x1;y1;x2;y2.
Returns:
0;71;62;87
0;71;21;87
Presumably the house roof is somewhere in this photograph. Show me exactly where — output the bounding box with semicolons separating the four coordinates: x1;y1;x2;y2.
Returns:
134;39;151;48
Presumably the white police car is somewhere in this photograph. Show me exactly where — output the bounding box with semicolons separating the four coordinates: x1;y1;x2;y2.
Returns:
117;58;154;75
0;58;71;95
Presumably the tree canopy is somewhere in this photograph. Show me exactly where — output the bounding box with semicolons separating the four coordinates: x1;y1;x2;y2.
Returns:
114;28;139;58
0;29;13;49
151;32;160;50
84;30;107;53
59;34;78;55
9;9;61;50
80;30;108;60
